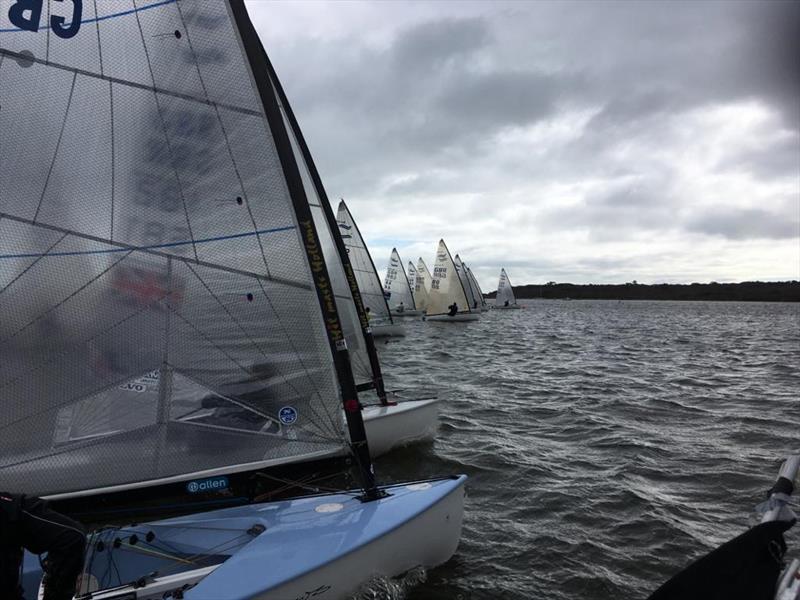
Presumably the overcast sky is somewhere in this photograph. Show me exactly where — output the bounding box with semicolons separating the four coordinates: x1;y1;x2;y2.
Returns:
245;0;799;289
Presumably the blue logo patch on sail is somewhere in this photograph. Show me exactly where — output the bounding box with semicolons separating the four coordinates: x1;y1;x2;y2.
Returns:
186;476;229;494
278;406;298;425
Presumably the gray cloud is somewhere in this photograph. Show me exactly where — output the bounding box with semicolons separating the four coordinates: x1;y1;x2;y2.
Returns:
250;1;799;283
686;207;799;241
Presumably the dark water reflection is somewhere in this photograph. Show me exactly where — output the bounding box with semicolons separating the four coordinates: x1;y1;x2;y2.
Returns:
373;300;799;599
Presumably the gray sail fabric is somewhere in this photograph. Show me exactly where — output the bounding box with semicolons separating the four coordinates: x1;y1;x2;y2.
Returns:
427;240;470;316
467;267;487;309
454;255;479;311
413;258;431;312
0;0;347;497
335;201;392;324
269;79;372;388
384;248;414;311
497;268;517;306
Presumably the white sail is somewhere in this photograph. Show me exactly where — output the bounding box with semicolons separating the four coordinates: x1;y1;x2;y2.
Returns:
496;268;518;306
0;0;351;497
454;255;480;311
384;248;415;312
427;240;473;316
467;266;487;310
414;258;431;311
336;201;394;325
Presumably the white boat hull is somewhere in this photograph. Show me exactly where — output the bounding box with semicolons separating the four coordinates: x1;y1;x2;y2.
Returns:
493;304;522;310
28;477;467;600
390;309;424;317
426;312;480;322
371;323;406;337
363;398;440;456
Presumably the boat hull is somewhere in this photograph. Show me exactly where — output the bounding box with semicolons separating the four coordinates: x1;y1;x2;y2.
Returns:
25;477;467;600
371;323;406;337
362;398;440;456
493;304;522;310
426;312;480;322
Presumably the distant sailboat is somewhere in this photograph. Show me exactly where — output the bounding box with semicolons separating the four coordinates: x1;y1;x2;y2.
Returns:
413;258;432;313
427;241;480;321
454;255;482;313
336;201;405;337
384;248;423;317
467;266;488;311
495;268;522;309
1;1;462;597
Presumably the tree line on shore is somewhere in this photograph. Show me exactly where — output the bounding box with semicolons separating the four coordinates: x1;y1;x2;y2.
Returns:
486;281;800;302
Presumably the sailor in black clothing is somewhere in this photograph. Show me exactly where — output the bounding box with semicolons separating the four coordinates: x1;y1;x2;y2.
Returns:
1;492;86;600
504;300;509;307
447;302;458;317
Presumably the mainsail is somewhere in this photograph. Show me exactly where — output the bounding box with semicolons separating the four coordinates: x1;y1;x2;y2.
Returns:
467;266;487;310
427;240;472;316
0;0;361;497
336;200;393;325
384;248;415;311
497;268;517;306
454;254;480;311
414;257;432;311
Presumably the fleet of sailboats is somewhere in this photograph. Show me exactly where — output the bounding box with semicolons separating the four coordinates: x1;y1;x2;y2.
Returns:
384;248;423;317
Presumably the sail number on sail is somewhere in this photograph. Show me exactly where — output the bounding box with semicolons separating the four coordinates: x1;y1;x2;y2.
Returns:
8;0;82;39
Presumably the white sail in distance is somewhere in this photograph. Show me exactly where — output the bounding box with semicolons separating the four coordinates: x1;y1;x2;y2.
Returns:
467;266;487;310
0;0;350;496
454;255;480;311
414;258;431;312
384;248;415;312
496;268;518;306
427;240;473;316
336;201;394;325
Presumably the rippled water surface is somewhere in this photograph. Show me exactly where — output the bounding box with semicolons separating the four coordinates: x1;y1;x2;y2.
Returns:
371;300;800;600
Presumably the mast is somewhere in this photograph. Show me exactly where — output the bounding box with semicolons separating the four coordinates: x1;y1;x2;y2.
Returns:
260;97;389;405
228;0;379;498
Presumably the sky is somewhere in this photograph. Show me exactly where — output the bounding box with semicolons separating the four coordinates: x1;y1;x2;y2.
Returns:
245;0;799;290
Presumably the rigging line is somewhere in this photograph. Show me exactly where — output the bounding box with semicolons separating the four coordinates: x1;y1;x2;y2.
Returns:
0;286;171;435
32;70;77;222
0;246;132;346
0;213;310;292
0;48;260;118
173;1;274;281
131;0;198;263
0;224;296;259
0;231;69;297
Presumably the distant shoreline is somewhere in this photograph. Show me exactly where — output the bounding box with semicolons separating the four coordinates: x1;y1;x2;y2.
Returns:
486;281;800;302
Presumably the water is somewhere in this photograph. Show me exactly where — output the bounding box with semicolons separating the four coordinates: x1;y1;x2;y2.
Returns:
372;300;800;600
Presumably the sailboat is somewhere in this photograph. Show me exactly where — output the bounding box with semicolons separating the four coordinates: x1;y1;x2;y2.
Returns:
426;241;480;322
266;52;439;458
412;258;432;314
454;254;482;313
467;266;488;311
0;1;463;598
336;201;405;338
494;268;522;309
384;248;423;317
